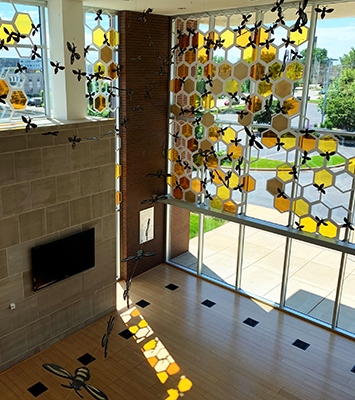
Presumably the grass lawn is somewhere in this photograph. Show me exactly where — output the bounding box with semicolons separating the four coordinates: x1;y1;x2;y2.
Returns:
221;155;345;169
189;213;227;239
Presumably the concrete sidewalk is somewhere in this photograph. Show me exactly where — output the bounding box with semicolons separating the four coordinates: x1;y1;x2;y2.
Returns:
171;205;355;334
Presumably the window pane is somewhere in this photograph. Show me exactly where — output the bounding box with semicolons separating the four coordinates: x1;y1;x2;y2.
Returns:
0;3;45;122
337;254;355;333
240;227;286;303
201;217;238;286
169;206;198;272
285;240;342;324
307;2;355;132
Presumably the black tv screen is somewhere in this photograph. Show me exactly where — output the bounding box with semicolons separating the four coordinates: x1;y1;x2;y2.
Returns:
32;228;95;291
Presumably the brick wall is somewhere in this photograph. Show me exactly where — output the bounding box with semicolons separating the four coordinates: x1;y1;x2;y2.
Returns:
0;119;116;373
118;11;171;280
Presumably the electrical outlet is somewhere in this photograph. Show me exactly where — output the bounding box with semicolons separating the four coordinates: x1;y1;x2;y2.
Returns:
9;303;16;310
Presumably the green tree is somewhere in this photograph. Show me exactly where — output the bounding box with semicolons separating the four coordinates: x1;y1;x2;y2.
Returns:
340;47;355;69
300;47;328;85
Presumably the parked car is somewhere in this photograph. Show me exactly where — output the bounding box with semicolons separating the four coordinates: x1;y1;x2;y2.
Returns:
27;97;42;107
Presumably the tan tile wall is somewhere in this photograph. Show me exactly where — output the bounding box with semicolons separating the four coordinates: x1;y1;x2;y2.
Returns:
0;119;117;373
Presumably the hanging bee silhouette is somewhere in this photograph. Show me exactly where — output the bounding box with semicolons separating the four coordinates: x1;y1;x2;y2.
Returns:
271;0;284;13
42;364;108;400
315;6;334;19
0;93;7;104
22;116;37;132
141;194;168;204
68;134;81;149
295;221;304;231
137;8;153;23
103;33;110;46
95;9;103;20
146;169;171;179
245;126;263;149
3;27;26;43
84;45;91;57
50;61;65;74
101;315;115;358
301;150;311;165
73;68;87;81
30;45;41;60
0;39;9;51
67;42;81;65
265;23;278;35
14;62;27;74
31;23;41;36
42;131;59;136
315;216;328;227
342;218;354;231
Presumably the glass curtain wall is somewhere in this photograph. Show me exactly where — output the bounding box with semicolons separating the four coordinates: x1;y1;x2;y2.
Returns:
168;1;355;338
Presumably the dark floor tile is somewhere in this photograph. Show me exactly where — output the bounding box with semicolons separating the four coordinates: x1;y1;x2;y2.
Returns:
292;339;310;351
27;382;48;397
119;329;134;340
136;299;150;308
77;352;95;365
243;317;259;328
165;283;179;291
201;299;216;308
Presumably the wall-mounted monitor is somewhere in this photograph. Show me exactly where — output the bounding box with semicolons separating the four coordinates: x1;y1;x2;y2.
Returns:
32;228;95;291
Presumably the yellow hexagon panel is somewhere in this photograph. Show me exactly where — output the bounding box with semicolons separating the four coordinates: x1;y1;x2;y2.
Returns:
286;62;304;81
283;98;299;116
173;187;183;199
202;112;214;127
15;13;32;35
221;30;235;48
223;201;236;213
242;175;255;192
218;63;232;80
178;376;193;392
208;126;219;141
228;173;239;187
93;27;106;47
191;179;202;193
272;115;289;132
199;139;211;152
217;185;230;200
185;49;196;64
260;46;276;64
94;95;106;112
108;28;119;47
290;26;308;46
197;49;209;64
171;104;180;117
115;164;121;179
236;28;250;47
281;132;296;149
182;124;192;138
171;79;181;94
262;130;278;148
213;170;224;184
318;135;337;154
206;154;218;168
222;127;236;144
319;221;338;239
234;62;249;81
94;62;106;76
274;196;290;213
10;90;27;109
243;47;258;64
300;217;317;233
348;158;355;175
228;144;242;159
275;80;292;99
157;371;169;384
277;165;292;182
202;94;214;109
314;169;333;188
108;62;118;80
0;80;10;97
269;62;283;81
187;138;198;152
167;174;178;187
248;96;262;113
177;64;189;78
225;79;238;94
174;163;184;176
299;134;316;152
258;81;273;97
100;46;113;64
250;63;265;81
116;191;121;205
147;357;158;368
0;24;16;44
210;197;222;209
293;199;309;217
204;63;216;79
168;148;179;162
166;363;180;375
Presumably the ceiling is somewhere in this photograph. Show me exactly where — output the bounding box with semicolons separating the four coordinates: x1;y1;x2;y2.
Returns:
82;0;293;16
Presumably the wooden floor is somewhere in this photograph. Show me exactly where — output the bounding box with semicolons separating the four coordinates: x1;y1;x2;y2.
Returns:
2;263;355;400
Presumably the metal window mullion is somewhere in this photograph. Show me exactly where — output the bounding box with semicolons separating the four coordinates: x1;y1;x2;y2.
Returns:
332;178;355;328
39;5;51;118
197;213;205;275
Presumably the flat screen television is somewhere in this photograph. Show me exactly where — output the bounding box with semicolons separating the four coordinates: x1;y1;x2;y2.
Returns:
32;228;95;291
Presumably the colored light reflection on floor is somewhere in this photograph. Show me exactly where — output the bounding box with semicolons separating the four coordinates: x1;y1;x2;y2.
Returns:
120;307;193;399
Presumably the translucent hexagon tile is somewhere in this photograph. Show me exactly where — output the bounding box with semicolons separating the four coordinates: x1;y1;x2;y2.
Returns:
85;9;119;114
